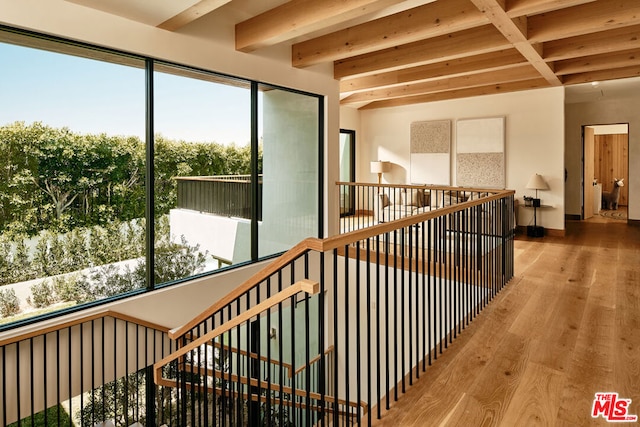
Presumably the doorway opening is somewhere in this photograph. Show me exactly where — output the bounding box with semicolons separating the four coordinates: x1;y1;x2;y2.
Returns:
582;123;629;221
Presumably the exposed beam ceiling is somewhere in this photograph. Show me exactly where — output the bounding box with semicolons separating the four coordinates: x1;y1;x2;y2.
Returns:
235;0;409;52
73;0;640;109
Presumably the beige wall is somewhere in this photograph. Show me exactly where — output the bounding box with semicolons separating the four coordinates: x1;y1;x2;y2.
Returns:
345;87;566;232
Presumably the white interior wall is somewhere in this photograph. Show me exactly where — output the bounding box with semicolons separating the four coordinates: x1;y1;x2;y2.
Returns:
349;87;565;231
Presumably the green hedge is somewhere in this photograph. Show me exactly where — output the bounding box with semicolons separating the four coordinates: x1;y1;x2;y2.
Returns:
0;121;258;237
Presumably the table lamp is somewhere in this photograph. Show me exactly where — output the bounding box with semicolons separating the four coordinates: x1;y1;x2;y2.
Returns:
370;161;390;185
526;173;549;237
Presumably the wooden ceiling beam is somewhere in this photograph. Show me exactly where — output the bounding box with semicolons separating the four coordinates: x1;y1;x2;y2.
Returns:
555;49;640;75
341;64;541;104
235;0;407;52
528;0;640;43
334;25;511;79
292;0;488;68
340;49;527;93
543;25;640;61
562;65;640;85
505;0;596;18
157;0;232;31
358;78;550;109
470;0;561;85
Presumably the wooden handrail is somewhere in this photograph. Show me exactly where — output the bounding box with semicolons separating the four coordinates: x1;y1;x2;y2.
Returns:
156;373;367;416
336;181;503;193
157;362;367;415
169;187;515;339
183;340;295;379
155;279;320;386
294;344;335;376
169;239;320;338
0;310;171;348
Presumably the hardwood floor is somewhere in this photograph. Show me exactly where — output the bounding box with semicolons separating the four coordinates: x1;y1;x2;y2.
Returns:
370;217;640;426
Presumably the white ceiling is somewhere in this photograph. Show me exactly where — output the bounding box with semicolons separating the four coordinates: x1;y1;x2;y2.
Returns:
565;77;640;104
65;0;204;26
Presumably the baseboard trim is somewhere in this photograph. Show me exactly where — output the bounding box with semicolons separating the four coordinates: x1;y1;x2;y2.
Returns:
629;219;640;226
546;228;566;237
516;225;565;237
565;214;581;221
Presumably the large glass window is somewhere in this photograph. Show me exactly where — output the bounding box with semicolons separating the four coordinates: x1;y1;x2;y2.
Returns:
0;32;146;324
0;28;323;326
153;64;252;284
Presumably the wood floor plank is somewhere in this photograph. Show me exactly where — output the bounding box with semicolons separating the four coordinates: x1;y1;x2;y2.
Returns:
500;362;566;426
614;265;640;409
464;332;531;425
549;301;615;426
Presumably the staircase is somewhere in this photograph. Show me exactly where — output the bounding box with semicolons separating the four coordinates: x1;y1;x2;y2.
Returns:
1;185;515;426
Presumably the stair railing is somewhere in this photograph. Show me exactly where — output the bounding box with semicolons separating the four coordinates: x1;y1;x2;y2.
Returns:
0;310;176;426
162;186;515;426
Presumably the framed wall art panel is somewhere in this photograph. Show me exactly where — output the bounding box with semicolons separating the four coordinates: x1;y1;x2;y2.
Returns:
456;117;505;188
410;119;451;185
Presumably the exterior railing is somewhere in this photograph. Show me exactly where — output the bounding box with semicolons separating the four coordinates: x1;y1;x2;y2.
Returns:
175;175;263;221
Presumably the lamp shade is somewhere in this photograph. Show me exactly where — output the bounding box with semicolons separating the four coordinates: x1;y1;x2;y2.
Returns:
370;161;391;174
526;173;549;190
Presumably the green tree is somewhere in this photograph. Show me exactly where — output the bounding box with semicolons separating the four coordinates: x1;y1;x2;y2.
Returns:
80;371;146;427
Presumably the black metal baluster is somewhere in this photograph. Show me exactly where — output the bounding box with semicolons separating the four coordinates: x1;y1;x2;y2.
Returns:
16;342;20;425
332;249;339;425
69;326;75;426
375;234;382;419
400;227;406;393
343;244;351;422
355;240;362;424
278;271;285;427
30;338;34;425
304;253;311;426
2;345;6;427
365;237;372;427
266;277;272;426
318;252;326;427
427;218;433;367
384;233;390;410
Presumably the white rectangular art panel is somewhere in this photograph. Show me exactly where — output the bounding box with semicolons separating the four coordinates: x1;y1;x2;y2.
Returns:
456;117;505;188
410;120;451;185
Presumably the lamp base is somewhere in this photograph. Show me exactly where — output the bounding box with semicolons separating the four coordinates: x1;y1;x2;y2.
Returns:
527;225;544;238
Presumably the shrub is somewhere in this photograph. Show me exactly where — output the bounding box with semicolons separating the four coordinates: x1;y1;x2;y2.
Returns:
52;274;84;303
28;280;57;308
0;288;21;317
